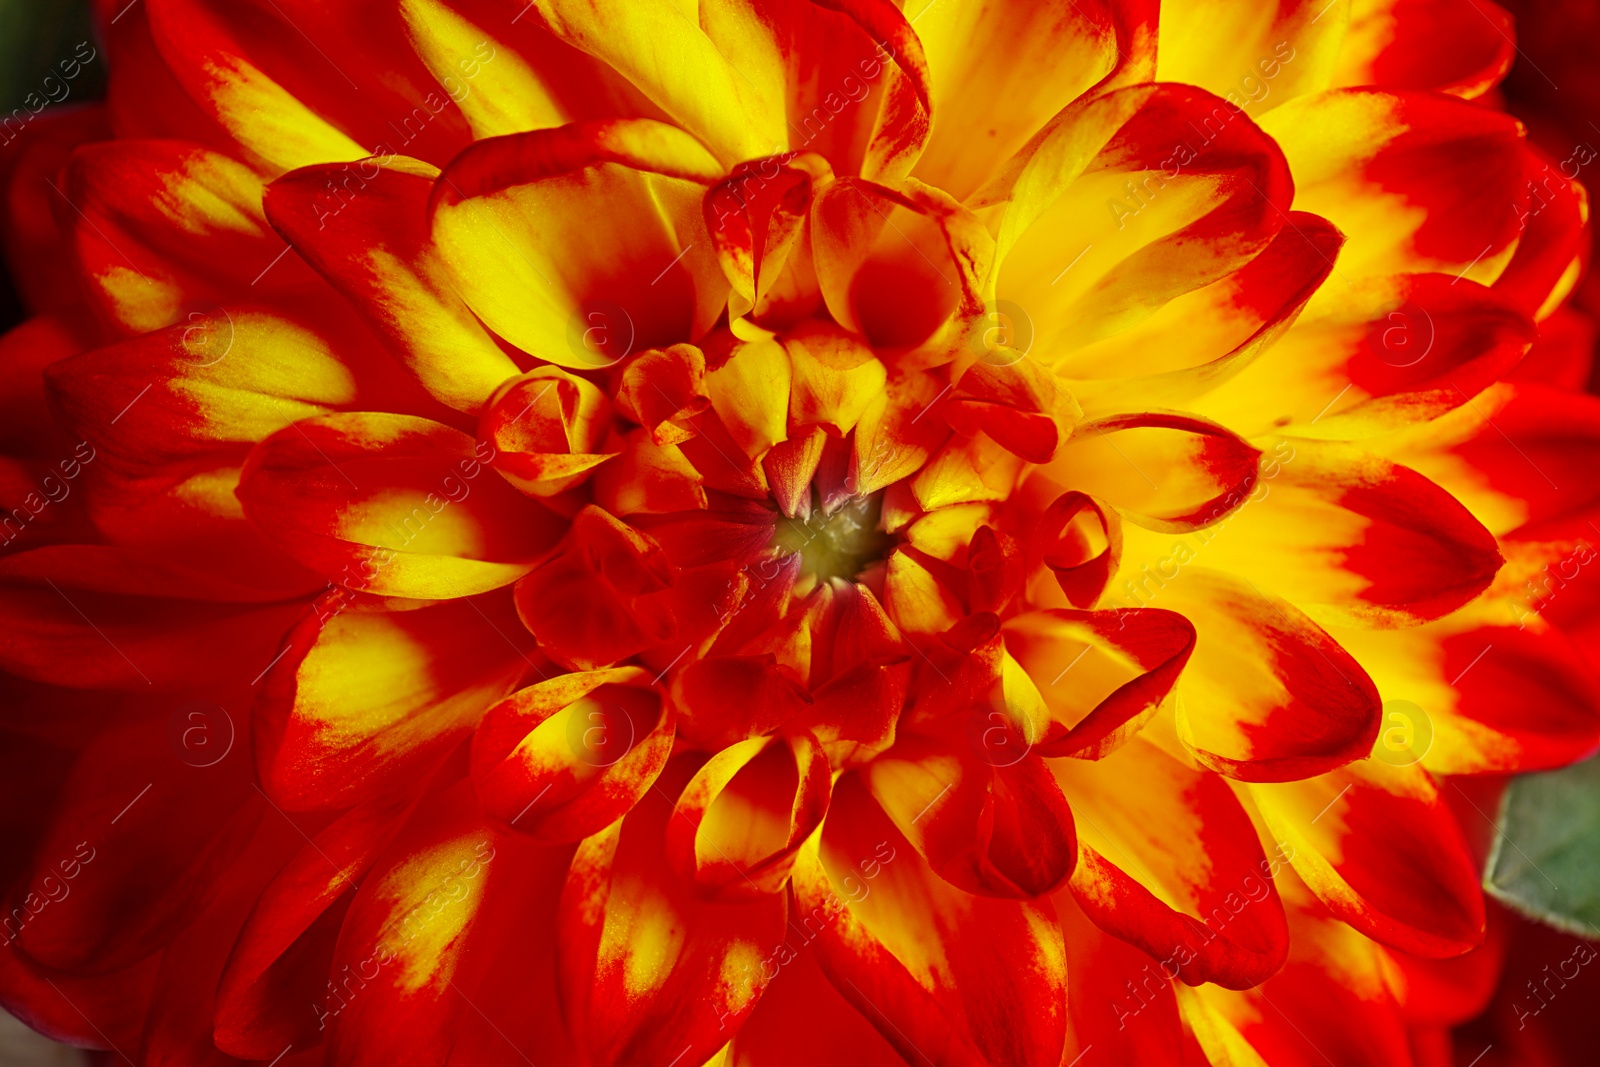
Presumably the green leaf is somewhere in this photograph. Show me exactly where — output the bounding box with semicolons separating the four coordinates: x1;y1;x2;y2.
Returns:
1486;755;1600;938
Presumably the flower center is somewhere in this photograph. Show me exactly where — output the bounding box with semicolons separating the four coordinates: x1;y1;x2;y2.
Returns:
769;493;893;583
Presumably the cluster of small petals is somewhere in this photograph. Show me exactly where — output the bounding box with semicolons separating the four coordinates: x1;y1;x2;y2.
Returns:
0;3;1597;1067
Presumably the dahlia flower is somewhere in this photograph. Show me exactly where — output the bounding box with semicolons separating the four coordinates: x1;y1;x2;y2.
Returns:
1;1;1598;1065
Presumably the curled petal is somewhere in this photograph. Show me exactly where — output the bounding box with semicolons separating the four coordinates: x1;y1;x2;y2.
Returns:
1029;491;1123;608
1249;760;1485;958
1049;413;1261;533
1004;606;1197;759
966;524;1024;614
704;156;817;318
471;667;673;842
666;731;831;900
864;735;1078;899
238;412;565;599
944;364;1069;464
1160;569;1383;782
479;367;618;496
591;428;708;516
1055;737;1290;989
615;344;711;447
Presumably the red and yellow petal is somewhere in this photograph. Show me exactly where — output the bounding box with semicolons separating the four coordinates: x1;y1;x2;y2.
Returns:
791;772;1069;1067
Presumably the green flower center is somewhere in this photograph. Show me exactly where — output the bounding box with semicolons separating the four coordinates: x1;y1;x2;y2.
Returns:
770;493;893;582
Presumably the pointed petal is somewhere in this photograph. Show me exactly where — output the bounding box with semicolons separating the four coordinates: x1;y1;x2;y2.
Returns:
1250;759;1485;958
1179;440;1504;627
1054;737;1291;989
1048;413;1261;533
1160;570;1383;782
256;593;536;810
237;411;564;599
559;758;787;1067
791;773;1068;1067
264;155;522;413
1004;606;1197;759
